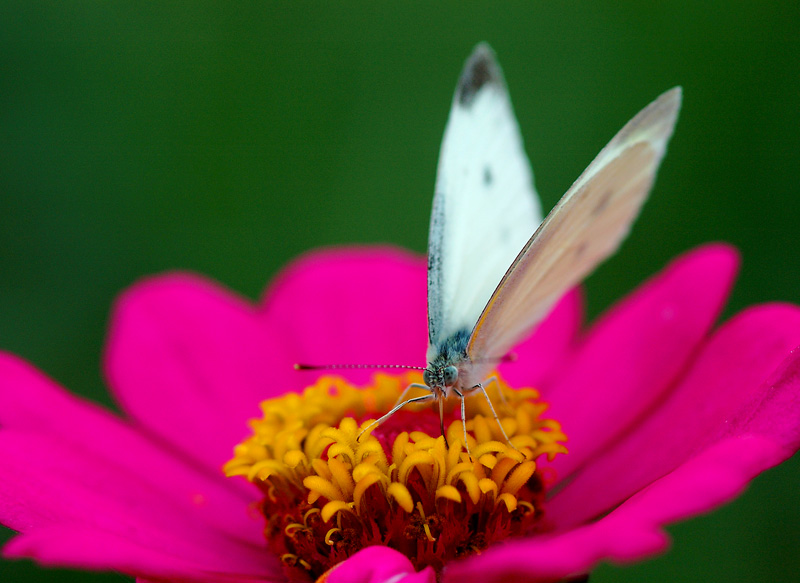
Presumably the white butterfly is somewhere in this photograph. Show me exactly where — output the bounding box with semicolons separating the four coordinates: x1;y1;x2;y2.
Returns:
362;43;682;450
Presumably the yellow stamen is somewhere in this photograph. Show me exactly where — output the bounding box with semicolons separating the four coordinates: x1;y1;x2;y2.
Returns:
321;500;353;523
226;372;566;580
472;440;508;459
423;523;437;542
324;528;341;546
434;484;462;503
496;493;518;512
302;475;344;503
387;482;414;513
283;523;307;537
518;500;536;515
303;507;320;525
281;553;312;570
478;478;499;497
502;461;538;497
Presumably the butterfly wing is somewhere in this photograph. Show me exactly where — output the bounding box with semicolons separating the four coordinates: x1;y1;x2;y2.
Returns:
468;87;682;363
427;44;542;357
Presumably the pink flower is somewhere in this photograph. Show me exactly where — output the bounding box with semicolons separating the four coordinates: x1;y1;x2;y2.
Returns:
2;243;800;583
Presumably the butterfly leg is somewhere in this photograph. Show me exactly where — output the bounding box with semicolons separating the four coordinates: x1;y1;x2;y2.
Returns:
392;383;429;408
438;396;450;448
466;383;521;454
452;388;472;460
482;375;510;411
357;392;434;441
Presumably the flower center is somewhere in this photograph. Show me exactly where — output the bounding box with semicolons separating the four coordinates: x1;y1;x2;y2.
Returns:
225;373;567;582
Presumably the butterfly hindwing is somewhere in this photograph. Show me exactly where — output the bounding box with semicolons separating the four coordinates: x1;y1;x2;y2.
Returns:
468;87;682;364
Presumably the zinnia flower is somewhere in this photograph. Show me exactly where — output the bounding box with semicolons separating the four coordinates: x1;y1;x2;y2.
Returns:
2;242;800;583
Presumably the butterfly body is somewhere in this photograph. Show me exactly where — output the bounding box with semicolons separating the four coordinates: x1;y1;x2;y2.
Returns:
425;329;471;395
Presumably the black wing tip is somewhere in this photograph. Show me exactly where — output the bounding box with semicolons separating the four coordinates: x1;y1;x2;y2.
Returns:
456;43;504;107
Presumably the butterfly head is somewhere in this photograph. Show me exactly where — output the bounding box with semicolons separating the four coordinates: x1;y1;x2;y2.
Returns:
423;365;459;392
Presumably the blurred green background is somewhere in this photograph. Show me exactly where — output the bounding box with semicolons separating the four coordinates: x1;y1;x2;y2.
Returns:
1;2;799;582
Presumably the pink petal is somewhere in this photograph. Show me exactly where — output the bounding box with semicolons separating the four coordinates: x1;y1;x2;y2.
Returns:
549;303;800;527
722;345;800;451
4;526;281;583
545;244;739;479
498;288;584;388
0;429;276;579
326;546;435;583
0;352;261;542
259;247;429;387
104;273;281;472
444;434;786;583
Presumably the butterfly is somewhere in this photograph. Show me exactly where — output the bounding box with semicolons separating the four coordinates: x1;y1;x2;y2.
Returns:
354;43;682;452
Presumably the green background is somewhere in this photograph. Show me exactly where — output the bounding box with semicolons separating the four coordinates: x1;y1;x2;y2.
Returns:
2;2;799;582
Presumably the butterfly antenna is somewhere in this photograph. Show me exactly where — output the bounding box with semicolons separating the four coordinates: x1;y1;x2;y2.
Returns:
294;363;427;371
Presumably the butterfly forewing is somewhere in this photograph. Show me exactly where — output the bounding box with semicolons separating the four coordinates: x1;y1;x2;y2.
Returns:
427;44;542;354
468;87;682;362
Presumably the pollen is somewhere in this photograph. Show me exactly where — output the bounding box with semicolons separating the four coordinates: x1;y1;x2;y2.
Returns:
225;373;567;581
